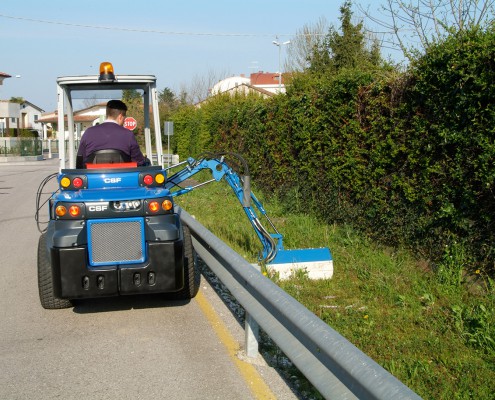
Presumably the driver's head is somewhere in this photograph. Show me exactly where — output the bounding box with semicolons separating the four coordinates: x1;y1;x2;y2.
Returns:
106;100;127;123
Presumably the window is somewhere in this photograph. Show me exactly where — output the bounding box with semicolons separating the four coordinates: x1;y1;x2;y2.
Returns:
11;117;15;123
34;115;39;121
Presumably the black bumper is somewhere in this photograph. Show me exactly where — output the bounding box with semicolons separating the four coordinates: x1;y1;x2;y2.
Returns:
51;240;184;299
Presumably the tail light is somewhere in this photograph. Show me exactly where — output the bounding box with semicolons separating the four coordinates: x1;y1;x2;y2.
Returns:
54;202;85;219
59;174;88;190
162;199;173;211
139;172;166;187
72;178;83;189
55;205;67;217
155;173;165;184
143;175;154;186
69;205;81;217
144;197;174;215
148;201;160;213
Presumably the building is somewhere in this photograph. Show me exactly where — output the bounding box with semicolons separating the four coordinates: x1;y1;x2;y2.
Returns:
210;75;251;95
0;71;45;136
210;71;288;97
0;100;45;137
38;103;106;140
249;72;287;94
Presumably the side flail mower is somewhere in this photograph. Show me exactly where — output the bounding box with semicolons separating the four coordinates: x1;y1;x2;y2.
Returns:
165;152;334;280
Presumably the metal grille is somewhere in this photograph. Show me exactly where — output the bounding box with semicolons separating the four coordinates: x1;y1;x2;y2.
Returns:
89;219;145;265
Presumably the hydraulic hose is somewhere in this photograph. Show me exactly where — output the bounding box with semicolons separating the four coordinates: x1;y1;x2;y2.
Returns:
196;152;278;263
252;217;277;264
35;172;58;233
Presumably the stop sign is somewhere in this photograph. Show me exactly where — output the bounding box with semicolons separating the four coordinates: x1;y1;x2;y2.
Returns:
124;117;137;130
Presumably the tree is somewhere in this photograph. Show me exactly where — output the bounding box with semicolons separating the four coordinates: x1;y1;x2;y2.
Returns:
82;95;99;108
359;0;495;61
285;17;329;72
328;1;381;70
158;87;177;105
157;87;179;134
122;89;142;104
9;97;24;104
180;68;231;104
308;1;382;73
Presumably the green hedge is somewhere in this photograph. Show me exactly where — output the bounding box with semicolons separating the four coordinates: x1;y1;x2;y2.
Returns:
171;26;495;272
402;28;495;266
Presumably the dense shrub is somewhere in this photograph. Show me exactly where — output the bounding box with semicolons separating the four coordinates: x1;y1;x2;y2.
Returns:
171;26;495;272
404;27;495;266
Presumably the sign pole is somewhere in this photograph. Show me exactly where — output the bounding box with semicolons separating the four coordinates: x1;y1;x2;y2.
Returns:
164;121;174;168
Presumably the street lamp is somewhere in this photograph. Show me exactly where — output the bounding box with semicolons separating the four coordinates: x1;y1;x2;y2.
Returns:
272;38;290;93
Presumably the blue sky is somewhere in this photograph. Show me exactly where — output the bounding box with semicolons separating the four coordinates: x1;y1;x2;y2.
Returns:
0;0;385;111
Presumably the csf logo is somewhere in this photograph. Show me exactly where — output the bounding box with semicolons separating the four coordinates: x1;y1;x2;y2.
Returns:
88;204;108;212
104;177;122;184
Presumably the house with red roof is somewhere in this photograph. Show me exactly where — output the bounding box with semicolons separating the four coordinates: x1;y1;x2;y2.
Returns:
38;103;106;139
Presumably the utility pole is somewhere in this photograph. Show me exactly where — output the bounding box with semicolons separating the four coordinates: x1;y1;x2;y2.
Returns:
272;38;290;93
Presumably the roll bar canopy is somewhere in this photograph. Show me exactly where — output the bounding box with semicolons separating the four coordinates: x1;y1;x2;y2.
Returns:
56;70;163;171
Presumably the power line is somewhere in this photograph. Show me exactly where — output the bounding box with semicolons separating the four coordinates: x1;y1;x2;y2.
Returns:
0;13;296;38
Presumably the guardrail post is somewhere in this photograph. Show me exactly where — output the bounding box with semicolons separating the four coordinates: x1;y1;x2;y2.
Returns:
245;313;260;358
245;265;260;358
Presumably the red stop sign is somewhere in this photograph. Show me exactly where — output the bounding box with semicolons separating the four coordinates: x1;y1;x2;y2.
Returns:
124;117;137;130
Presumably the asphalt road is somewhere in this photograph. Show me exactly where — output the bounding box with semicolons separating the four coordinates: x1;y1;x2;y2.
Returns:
0;159;297;400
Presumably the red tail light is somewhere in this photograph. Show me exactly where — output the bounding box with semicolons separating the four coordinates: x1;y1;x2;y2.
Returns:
148;201;160;213
73;177;83;188
143;175;154;185
69;205;80;217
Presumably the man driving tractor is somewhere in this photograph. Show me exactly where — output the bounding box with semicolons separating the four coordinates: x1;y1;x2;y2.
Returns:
76;100;147;167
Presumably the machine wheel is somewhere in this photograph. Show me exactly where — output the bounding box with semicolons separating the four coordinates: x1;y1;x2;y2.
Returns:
172;225;200;300
38;233;72;309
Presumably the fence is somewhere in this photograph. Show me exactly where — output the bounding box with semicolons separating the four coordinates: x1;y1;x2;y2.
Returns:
0;138;43;157
41;139;60;157
0;137;178;165
0;138;79;158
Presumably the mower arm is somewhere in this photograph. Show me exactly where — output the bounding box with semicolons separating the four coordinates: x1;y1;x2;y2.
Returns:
165;156;281;263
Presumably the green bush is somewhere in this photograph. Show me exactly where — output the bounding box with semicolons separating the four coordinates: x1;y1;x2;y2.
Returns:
404;27;495;267
171;26;495;273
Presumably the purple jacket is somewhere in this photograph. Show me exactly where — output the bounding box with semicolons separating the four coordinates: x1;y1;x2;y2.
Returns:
77;121;146;165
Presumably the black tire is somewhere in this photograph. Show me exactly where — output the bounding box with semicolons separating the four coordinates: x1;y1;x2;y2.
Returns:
171;225;200;300
38;233;72;309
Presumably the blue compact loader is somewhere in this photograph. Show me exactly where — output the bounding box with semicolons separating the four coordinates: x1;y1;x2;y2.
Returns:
36;62;333;309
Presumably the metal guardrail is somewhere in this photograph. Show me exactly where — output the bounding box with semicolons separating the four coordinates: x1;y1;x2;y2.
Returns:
178;207;422;400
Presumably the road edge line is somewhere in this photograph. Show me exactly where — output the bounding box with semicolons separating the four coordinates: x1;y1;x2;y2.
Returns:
195;289;277;400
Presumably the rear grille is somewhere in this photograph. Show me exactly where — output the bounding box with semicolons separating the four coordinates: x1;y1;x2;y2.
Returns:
87;218;146;266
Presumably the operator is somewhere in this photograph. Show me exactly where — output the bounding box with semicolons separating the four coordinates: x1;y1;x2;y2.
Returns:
76;99;148;167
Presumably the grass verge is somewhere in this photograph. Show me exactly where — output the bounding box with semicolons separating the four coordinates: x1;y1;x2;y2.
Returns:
174;179;495;400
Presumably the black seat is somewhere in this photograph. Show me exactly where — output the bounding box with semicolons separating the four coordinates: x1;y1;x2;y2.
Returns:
85;149;131;165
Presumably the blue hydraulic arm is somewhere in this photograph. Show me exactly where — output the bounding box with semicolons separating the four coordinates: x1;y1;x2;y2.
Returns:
164;155;282;263
164;152;333;278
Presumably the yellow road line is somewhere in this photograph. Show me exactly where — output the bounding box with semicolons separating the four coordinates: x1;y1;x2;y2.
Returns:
195;289;277;400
